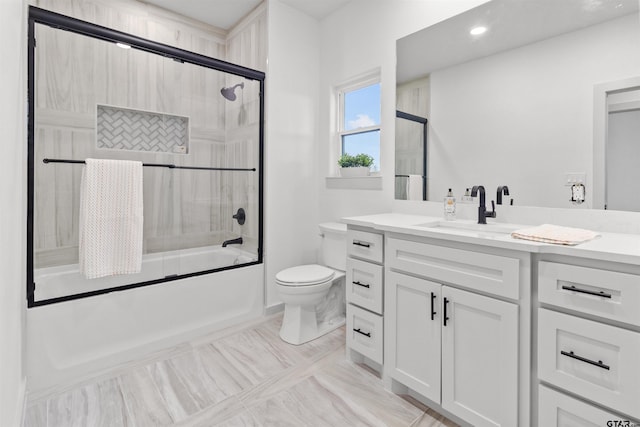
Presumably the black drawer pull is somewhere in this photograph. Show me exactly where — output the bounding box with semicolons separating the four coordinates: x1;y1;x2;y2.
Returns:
560;350;610;370
431;292;436;321
353;328;371;338
561;285;612;299
353;281;370;288
352;241;371;248
443;297;450;326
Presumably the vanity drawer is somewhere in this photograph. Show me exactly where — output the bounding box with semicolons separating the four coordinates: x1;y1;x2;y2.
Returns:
539;261;640;327
346;258;383;314
386;237;520;300
538;385;631;427
346;229;383;264
346;304;383;364
538;308;640;418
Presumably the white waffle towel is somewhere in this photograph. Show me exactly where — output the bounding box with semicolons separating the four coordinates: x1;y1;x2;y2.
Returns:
79;159;144;279
511;224;600;246
407;175;423;200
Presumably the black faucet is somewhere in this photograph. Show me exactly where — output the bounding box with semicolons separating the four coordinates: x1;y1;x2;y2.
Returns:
471;185;496;224
222;237;243;247
496;186;510;205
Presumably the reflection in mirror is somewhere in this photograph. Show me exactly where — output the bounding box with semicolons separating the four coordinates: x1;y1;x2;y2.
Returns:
395;0;640;209
395;111;427;200
606;88;640;211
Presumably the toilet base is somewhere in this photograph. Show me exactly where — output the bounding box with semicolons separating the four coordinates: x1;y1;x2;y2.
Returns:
279;308;345;345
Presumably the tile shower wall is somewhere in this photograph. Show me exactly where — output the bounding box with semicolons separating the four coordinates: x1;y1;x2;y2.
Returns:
96;105;189;154
32;0;266;267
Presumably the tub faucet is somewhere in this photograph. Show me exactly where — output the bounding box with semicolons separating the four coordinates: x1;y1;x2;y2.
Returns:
471;185;496;224
222;237;243;247
496;185;510;205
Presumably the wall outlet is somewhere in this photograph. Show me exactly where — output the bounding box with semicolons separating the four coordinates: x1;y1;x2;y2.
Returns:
565;172;586;186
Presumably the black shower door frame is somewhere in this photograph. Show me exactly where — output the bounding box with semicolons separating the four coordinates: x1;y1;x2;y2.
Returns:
27;6;265;307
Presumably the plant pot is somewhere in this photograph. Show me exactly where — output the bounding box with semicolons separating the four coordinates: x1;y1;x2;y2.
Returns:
339;166;370;177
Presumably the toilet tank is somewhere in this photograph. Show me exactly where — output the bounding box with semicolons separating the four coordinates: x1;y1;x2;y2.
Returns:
319;222;347;271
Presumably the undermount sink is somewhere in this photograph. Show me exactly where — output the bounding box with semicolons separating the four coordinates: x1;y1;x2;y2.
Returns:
414;220;521;236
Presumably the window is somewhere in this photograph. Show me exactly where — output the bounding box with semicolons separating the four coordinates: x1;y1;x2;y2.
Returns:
338;78;381;172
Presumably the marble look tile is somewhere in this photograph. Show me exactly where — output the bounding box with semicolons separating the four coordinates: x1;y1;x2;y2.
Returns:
167;344;252;408
254;315;345;362
236;343;345;407
247;394;315;427
24;400;48;427
171;396;247;427
208;410;263;427
410;409;460;427
118;367;173;426
212;328;297;385
278;375;387;427
313;360;424;427
146;359;200;422
47;378;128;427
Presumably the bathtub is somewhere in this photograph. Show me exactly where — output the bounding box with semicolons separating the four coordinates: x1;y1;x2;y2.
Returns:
34;245;258;302
27;245;264;395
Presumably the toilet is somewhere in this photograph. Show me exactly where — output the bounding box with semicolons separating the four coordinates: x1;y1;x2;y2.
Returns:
276;222;347;345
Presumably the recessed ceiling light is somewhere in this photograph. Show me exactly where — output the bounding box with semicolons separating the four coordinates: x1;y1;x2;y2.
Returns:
116;42;131;49
470;26;487;36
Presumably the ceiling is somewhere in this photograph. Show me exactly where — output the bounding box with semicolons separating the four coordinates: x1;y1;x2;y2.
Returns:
140;0;352;30
397;0;640;84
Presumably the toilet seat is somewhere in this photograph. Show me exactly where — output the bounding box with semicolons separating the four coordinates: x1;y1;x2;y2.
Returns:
275;264;335;286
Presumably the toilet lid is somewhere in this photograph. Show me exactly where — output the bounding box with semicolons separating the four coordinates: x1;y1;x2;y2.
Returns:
276;264;335;286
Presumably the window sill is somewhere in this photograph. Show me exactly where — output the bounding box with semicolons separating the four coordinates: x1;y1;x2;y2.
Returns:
325;175;383;190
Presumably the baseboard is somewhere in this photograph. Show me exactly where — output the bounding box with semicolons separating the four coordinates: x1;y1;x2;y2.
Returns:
264;302;284;316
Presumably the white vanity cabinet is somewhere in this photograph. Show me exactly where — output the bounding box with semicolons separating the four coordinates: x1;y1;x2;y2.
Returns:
345;226;384;367
385;236;522;427
537;260;640;424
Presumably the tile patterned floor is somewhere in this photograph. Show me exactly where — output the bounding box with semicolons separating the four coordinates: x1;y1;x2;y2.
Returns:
24;314;458;427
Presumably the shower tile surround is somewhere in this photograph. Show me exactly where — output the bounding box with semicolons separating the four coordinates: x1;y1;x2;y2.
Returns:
30;0;266;269
23;314;457;427
96;105;189;154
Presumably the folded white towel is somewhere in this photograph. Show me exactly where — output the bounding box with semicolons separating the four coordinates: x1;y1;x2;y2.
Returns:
511;224;600;246
79;159;144;279
407;175;423;201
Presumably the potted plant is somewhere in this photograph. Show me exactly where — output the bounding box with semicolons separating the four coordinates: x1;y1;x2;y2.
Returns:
338;153;374;177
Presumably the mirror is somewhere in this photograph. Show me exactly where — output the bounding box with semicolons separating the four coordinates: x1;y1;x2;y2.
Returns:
395;0;640;209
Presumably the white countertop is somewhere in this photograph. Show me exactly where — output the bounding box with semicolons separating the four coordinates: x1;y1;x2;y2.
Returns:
342;213;640;265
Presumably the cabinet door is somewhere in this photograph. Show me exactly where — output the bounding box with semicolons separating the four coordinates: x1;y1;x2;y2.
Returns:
441;286;518;427
385;271;441;403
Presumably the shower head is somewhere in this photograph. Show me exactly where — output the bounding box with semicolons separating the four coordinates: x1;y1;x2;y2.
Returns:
220;82;245;101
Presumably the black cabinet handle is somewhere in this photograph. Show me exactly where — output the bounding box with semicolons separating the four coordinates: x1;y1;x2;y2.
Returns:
431;292;436;320
560;350;610;370
353;328;371;338
353;281;370;288
352;241;371;248
561;285;612;299
443;297;449;326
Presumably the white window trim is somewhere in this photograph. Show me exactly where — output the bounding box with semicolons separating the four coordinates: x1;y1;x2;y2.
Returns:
331;69;382;186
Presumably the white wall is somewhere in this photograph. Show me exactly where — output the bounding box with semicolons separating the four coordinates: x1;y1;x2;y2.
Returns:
264;0;321;307
0;0;27;424
316;0;489;223
428;14;640;209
